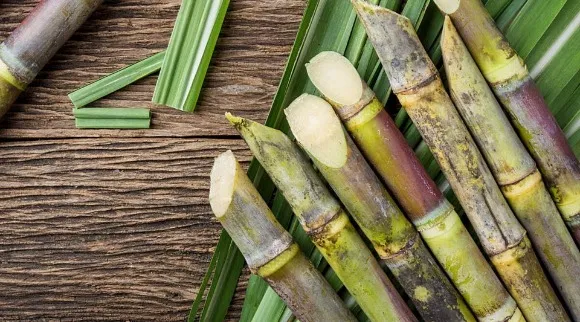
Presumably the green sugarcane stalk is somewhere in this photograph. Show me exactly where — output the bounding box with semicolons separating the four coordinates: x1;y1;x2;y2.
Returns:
441;18;576;320
307;50;514;321
433;0;580;244
285;93;475;322
209;150;356;322
0;0;103;118
226;114;417;322
353;2;564;321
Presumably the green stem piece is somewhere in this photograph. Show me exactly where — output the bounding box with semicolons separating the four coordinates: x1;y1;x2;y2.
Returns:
226;113;417;322
153;0;229;112
209;151;356;322
0;0;103;117
73;108;151;119
307;50;512;322
75;118;150;129
285;93;475;322
353;2;563;321
433;0;580;246
441;17;575;321
69;52;165;109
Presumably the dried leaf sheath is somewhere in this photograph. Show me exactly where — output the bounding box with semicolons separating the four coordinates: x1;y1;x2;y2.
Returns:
285;94;475;322
209;151;356;322
353;2;561;320
441;18;575;321
434;0;580;243
307;51;510;321
0;0;103;117
227;114;417;322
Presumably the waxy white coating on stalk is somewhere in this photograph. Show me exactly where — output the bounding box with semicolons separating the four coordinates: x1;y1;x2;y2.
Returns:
306;51;364;105
286;94;347;168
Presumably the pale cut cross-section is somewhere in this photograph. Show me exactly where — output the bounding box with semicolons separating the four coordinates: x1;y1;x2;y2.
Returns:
209;150;237;217
306;51;364;105
433;0;460;14
286;94;347;168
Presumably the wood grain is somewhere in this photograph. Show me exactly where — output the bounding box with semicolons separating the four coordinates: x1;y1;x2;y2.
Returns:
0;0;305;320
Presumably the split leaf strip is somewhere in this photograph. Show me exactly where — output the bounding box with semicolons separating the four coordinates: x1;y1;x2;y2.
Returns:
69;51;165;108
153;0;229;112
75;118;150;129
73;108;150;119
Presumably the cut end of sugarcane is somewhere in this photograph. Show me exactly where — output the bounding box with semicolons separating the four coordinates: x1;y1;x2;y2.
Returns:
286;94;347;168
306;51;363;105
433;0;460;14
209;150;237;218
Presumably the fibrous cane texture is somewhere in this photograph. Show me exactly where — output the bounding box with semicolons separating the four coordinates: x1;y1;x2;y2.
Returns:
307;50;512;321
0;0;103;117
442;17;576;321
353;2;562;321
209;151;356;322
285;94;475;322
434;0;580;245
227;114;417;322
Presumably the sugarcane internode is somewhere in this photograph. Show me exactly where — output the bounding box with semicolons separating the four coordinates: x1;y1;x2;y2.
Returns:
286;93;475;321
227;113;417;322
209;150;356;322
307;48;516;321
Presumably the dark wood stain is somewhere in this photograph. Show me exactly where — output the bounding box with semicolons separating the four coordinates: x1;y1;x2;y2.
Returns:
0;0;305;320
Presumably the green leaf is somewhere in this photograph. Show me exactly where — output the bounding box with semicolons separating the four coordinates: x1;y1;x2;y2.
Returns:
68;51;165;108
153;0;229;112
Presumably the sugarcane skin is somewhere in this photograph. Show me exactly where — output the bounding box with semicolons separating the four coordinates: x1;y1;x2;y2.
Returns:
304;130;474;321
442;21;575;320
227;114;417;322
439;0;580;241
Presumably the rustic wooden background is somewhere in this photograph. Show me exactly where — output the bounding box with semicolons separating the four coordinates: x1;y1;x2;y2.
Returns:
0;0;305;320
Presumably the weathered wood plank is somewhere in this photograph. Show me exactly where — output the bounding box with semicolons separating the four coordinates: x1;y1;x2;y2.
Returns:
0;0;305;139
0;137;253;320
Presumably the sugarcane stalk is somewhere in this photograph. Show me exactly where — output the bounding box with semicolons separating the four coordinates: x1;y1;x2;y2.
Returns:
285;93;475;322
226;114;417;322
442;18;577;320
353;2;565;321
433;0;580;244
307;51;514;321
0;0;103;118
209;150;356;322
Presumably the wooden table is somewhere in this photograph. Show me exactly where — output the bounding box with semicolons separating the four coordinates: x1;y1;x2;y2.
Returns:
0;0;304;320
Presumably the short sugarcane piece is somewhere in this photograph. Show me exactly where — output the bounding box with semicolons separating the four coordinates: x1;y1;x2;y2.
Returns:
0;0;103;118
442;18;577;320
307;51;515;322
226;114;417;322
433;0;580;244
209;150;356;322
353;2;564;320
285;94;475;322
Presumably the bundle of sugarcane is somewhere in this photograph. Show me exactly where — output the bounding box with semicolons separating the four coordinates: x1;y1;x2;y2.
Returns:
0;0;103;118
353;1;568;320
441;17;580;320
306;51;514;321
226;114;416;322
209;150;356;322
285;94;474;321
433;0;580;244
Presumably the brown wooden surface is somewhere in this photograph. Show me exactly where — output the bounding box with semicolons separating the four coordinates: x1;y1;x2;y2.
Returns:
0;0;305;320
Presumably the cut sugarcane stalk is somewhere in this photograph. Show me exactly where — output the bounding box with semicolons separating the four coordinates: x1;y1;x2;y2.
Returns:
441;17;576;320
226;114;417;322
352;2;563;321
73;108;151;119
433;0;580;245
209;150;356;322
0;0;103;118
307;50;513;322
75;118;150;129
285;93;475;322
